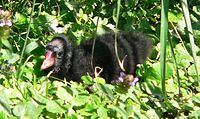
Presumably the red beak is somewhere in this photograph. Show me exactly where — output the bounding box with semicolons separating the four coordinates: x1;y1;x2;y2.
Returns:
41;50;55;70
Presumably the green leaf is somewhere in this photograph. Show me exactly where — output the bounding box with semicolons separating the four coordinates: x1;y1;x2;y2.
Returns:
0;92;11;115
13;101;44;119
188;64;200;76
125;104;134;117
142;80;162;96
108;105;127;119
1;49;20;64
72;95;89;107
8;53;20;64
13;102;24;117
1;39;12;51
56;86;73;102
81;75;93;85
152;62;174;79
94;77;106;84
46;100;66;113
97;106;107;119
168;10;183;23
13;12;28;25
22;102;44;119
28;87;49;104
191;95;200;104
147;109;159;119
97;84;114;100
25;41;39;54
144;67;160;82
171;100;181;109
0;112;6;119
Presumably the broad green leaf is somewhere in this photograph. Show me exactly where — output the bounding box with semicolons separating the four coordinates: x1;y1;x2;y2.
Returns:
190;109;200;118
56;86;73;102
0;112;6;119
97;84;114;100
13;101;43;118
0;92;11;115
191;95;200;104
171;100;181;109
175;44;193;67
168;10;183;23
79;9;84;17
82;14;88;22
152;62;174;79
188;64;200;76
142;80;162;96
46;100;66;113
81;75;93;85
8;53;20;64
84;103;98;112
21;101;44;119
28;88;49;104
125;104;134;117
1;49;20;64
1;39;12;51
25;41;39;54
94;77;106;84
108;105;127;119
13;102;24;117
97;106;107;119
13;12;28;25
147;109;159;119
1;49;11;60
72;95;89;107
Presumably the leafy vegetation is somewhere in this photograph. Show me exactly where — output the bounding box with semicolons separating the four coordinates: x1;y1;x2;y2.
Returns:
0;0;200;118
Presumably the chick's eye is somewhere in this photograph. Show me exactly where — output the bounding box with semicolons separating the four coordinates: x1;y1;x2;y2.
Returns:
53;47;60;53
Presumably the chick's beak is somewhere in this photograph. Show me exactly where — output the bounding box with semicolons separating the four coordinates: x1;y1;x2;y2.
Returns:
41;50;55;70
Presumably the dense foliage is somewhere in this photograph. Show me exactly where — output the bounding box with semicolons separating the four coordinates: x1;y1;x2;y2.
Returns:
0;0;199;118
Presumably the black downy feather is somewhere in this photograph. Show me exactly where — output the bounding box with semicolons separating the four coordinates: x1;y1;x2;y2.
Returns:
41;32;152;83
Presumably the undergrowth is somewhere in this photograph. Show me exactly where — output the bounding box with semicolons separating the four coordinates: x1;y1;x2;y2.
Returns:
0;0;200;118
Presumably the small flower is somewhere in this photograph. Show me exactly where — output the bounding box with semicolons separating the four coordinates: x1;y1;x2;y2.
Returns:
120;72;126;78
129;77;139;86
117;72;126;82
0;9;12;27
5;19;12;27
0;19;5;27
118;77;124;82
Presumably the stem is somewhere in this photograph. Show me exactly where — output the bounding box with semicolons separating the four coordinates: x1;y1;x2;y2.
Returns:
17;0;36;80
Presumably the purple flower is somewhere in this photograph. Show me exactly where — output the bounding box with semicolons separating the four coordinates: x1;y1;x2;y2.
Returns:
118;77;124;82
5;20;12;26
120;72;126;78
0;19;12;27
0;19;5;27
117;72;126;82
129;77;139;86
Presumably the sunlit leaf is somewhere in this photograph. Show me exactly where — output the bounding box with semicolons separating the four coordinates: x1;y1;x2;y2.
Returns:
8;53;20;64
72;95;89;107
46;100;66;113
97;106;107;118
81;75;93;85
108;105;128;119
168;10;183;23
25;41;39;54
1;39;12;51
152;62;174;79
56;86;73;102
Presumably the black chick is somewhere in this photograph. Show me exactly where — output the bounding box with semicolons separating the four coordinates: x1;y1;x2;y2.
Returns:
41;32;152;83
